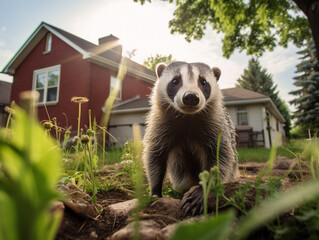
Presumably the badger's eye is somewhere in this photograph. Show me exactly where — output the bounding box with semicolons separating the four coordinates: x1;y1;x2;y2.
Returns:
199;76;207;87
171;76;180;86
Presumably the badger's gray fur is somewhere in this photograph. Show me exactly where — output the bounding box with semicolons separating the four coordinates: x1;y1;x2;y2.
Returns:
143;62;238;201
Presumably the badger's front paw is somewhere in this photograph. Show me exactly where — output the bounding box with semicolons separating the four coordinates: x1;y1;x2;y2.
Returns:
181;185;204;216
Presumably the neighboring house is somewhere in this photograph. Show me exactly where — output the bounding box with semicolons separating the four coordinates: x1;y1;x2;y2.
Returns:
2;22;156;134
109;87;285;148
0;80;12;127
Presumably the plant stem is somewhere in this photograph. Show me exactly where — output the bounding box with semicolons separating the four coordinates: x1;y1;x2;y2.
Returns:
89;109;92;130
77;103;81;137
88;142;96;197
102;128;106;167
83;144;87;192
5;112;12;130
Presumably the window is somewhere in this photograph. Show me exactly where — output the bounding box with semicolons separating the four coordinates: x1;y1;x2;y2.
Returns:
237;106;248;126
110;76;122;99
276;121;279;131
33;65;60;105
44;33;52;53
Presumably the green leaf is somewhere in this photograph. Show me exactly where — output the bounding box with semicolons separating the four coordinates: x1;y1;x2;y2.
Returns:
0;107;62;240
170;211;235;240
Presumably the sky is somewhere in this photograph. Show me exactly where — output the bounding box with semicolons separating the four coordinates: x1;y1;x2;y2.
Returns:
0;0;302;110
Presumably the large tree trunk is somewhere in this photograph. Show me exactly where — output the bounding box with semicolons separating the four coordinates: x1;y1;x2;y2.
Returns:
294;0;319;59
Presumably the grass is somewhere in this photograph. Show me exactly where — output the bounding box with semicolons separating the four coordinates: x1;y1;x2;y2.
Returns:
1;76;318;240
238;140;305;162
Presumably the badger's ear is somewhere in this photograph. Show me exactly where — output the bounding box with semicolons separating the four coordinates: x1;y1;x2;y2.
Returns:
156;63;167;78
212;67;221;81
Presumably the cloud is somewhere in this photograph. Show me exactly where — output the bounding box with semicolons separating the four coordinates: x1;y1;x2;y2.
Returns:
0;39;14;70
260;44;299;76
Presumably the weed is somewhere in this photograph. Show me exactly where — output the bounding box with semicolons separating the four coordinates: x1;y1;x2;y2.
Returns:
0;93;62;240
199;130;224;217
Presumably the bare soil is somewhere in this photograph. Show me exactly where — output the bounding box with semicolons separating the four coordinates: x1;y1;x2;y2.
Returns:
56;159;308;240
56;190;133;240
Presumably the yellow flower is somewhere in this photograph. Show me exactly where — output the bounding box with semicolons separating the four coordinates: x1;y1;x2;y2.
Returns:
43;121;53;130
4;106;13;114
81;134;90;144
71;97;89;103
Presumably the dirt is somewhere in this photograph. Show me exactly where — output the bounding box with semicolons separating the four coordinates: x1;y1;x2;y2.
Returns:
56;190;133;240
56;158;309;240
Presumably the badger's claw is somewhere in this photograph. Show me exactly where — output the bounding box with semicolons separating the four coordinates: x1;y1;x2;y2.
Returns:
181;185;204;216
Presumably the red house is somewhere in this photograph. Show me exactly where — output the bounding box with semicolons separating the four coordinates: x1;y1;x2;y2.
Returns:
2;22;156;134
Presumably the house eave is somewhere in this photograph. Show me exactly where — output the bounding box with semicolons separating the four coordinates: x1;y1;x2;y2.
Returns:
225;97;285;123
224;98;270;105
2;22;90;75
267;100;286;123
88;53;156;83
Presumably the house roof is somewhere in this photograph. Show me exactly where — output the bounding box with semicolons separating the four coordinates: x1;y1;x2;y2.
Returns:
111;87;285;122
0;80;12;105
2;22;156;82
222;87;269;102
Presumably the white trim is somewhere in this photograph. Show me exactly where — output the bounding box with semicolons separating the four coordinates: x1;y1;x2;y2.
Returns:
2;22;155;85
44;33;52;53
2;22;90;75
224;98;270;105
110;75;122;100
3;23;46;74
42;24;89;57
237;106;248;126
32;64;61;105
88;53;156;83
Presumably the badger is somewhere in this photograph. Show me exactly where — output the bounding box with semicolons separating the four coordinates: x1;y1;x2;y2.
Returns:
143;61;238;214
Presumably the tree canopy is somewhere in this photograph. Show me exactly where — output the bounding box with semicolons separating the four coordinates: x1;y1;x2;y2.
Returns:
143;54;173;71
236;58;291;137
135;0;319;59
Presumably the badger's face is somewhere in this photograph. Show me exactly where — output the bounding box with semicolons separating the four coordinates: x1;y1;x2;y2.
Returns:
155;62;221;114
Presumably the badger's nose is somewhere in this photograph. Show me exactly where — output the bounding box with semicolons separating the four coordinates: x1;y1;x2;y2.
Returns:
183;91;199;106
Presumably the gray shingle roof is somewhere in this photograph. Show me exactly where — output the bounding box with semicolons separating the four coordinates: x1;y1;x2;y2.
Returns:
2;22;156;81
46;23;156;78
47;23;96;51
222;87;269;101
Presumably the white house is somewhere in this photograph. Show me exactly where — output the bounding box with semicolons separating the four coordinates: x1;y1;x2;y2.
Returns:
108;87;285;148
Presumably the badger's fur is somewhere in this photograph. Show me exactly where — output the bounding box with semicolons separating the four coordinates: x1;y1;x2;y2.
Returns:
143;62;238;199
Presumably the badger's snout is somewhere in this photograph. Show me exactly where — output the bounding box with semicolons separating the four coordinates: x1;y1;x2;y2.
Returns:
182;91;199;106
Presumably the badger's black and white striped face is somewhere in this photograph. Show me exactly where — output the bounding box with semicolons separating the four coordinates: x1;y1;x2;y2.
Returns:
155;62;221;114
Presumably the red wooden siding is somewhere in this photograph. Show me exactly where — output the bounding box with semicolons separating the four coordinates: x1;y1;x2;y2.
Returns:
11;33;154;134
11;34;91;131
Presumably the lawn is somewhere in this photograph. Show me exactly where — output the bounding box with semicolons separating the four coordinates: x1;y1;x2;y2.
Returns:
237;139;305;163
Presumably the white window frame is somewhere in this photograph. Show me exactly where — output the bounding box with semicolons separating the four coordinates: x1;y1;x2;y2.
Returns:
110;76;122;100
44;33;52;54
32;65;61;106
237;106;248;126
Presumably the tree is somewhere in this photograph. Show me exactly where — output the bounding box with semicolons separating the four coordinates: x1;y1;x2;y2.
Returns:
236;58;291;137
289;40;319;133
135;0;319;59
143;54;173;71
